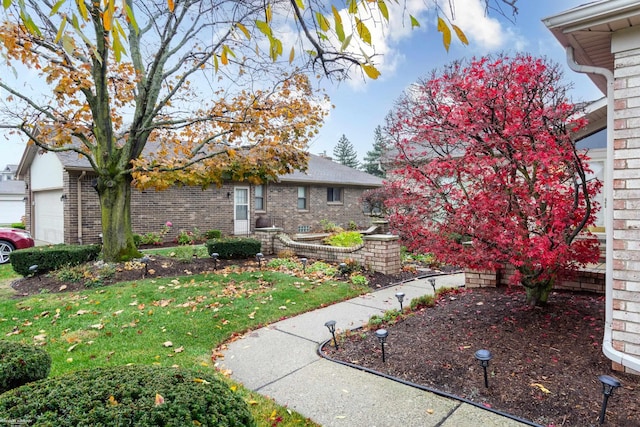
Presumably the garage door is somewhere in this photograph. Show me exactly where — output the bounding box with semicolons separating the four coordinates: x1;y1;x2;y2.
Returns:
34;190;64;244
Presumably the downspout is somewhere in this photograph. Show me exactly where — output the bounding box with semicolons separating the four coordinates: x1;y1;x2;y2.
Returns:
566;46;640;372
77;171;86;244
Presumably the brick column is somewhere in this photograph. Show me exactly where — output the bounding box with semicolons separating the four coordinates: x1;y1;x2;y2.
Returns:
254;227;282;255
611;35;640;373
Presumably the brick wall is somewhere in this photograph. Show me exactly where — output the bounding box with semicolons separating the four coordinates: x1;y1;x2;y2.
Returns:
612;46;640;373
465;264;605;294
255;228;401;275
60;170;375;245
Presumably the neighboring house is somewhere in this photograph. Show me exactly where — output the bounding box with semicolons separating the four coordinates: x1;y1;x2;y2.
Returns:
15;147;382;245
1;164;18;181
0;180;26;224
544;0;640;374
0;164;25;224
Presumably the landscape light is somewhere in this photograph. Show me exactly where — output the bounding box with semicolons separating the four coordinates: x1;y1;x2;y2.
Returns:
598;375;621;425
339;262;348;276
474;349;493;388
256;253;264;268
375;329;389;363
300;257;307;274
141;255;150;277
395;292;405;311
428;277;436;293
210;252;219;270
28;264;39;281
324;320;338;350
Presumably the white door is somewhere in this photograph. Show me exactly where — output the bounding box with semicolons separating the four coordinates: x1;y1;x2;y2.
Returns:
234;187;250;235
34;189;64;243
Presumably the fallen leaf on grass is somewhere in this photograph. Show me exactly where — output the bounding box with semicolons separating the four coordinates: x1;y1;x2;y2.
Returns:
426;409;434;415
108;395;118;406
163;341;173;347
155;393;165;406
67;343;80;352
174;346;184;353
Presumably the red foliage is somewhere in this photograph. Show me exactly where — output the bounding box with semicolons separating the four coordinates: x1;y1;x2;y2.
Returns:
385;54;601;301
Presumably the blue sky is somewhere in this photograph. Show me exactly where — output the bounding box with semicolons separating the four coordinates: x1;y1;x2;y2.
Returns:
0;0;604;167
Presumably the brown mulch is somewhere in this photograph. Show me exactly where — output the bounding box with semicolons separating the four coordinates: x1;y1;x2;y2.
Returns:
322;286;640;427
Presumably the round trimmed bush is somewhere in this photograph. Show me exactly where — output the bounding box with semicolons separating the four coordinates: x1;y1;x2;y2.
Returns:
0;341;51;394
0;365;255;426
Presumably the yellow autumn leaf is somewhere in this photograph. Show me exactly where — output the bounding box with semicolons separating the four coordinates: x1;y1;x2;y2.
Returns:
108;395;118;406
355;19;372;45
247;400;259;405
362;64;380;80
155;393;165;406
452;24;469;45
530;383;551;394
378;0;389;21
265;4;272;22
270;410;277;420
167;0;175;12
289;46;295;64
221;49;228;65
235;23;251;40
410;14;420;28
437;17;451;52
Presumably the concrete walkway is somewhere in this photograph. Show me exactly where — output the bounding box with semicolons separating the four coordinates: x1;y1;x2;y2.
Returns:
218;273;534;427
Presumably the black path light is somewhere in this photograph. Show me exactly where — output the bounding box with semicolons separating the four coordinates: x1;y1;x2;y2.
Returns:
300;257;308;274
474;349;493;388
428;277;436;293
375;328;389;363
324;320;338;350
598;374;621;425
141;255;150;277
210;252;219;270
395;292;405;311
256;252;264;268
28;264;40;281
339;262;348;276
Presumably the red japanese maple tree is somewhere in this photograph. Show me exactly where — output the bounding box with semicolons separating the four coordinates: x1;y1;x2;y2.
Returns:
385;54;602;306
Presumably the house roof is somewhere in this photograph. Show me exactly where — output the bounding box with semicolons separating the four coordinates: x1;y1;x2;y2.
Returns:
280;154;382;187
17;144;382;188
2;164;18;173
543;0;640;94
0;180;26;195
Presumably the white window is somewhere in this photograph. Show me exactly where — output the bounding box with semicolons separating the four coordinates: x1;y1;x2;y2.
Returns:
255;185;265;211
297;186;308;210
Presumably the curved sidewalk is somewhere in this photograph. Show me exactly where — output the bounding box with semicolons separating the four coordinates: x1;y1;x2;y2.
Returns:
218;273;533;427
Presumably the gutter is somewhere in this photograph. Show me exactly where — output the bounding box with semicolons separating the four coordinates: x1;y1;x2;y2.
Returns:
77;171;86;244
566;46;640;372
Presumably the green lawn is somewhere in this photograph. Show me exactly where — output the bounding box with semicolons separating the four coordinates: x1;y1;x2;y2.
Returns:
0;258;365;426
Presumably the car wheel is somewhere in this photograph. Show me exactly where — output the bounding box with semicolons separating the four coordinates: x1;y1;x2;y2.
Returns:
0;240;15;264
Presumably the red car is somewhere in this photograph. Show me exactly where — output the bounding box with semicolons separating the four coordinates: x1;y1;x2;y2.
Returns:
0;228;35;264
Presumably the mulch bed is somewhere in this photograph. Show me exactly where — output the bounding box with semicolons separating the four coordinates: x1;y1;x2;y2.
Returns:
322;286;640;427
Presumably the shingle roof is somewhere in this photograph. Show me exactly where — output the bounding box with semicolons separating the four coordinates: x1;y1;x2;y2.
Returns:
0;180;26;195
279;154;382;187
30;147;382;187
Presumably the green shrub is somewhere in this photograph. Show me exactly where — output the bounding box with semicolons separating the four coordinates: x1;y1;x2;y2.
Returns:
55;265;86;282
323;231;363;247
10;223;25;230
350;274;369;286
266;258;299;270
140;232;162;245
319;219;342;233
205;237;261;259
410;294;436;310
133;233;142;247
306;261;337;276
10;244;101;277
204;229;222;239
0;365;254;426
0;341;51;394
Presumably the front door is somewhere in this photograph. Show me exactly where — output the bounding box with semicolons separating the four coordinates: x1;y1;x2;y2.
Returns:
234;187;250;235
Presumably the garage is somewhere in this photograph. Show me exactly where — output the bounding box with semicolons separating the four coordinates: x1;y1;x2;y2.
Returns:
34;189;64;243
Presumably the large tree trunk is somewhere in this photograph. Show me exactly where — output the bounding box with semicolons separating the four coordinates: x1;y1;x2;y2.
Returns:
98;174;140;262
522;277;554;307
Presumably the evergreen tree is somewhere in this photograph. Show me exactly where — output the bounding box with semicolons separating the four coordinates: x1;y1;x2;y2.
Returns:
362;126;387;177
333;135;360;168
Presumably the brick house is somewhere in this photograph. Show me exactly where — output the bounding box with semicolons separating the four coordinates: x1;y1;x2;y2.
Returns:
16;147;382;245
544;0;640;374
